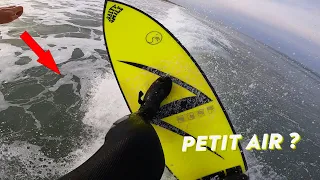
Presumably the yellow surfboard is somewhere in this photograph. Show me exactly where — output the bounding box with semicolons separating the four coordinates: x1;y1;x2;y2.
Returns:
103;1;247;179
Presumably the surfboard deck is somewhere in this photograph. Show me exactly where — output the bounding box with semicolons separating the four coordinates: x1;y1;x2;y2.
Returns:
103;1;247;179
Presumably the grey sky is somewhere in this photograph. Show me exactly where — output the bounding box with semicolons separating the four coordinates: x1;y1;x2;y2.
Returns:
171;0;320;73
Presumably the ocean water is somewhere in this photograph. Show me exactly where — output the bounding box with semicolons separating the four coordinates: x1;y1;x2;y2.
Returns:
0;0;319;179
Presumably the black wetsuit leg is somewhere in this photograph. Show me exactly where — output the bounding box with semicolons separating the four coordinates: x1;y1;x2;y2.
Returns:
60;113;165;180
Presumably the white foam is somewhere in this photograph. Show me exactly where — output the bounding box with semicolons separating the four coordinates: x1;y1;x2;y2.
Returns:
0;90;10;111
0;44;35;82
0;141;67;179
62;73;129;172
244;151;286;179
0;0;103;31
82;74;129;128
0;37;105;82
160;7;232;54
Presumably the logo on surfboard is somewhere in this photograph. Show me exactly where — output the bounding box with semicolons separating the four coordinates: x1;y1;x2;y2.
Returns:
107;4;123;23
146;31;163;45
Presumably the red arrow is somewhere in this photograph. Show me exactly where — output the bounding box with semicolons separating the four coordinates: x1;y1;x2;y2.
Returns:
20;31;61;75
